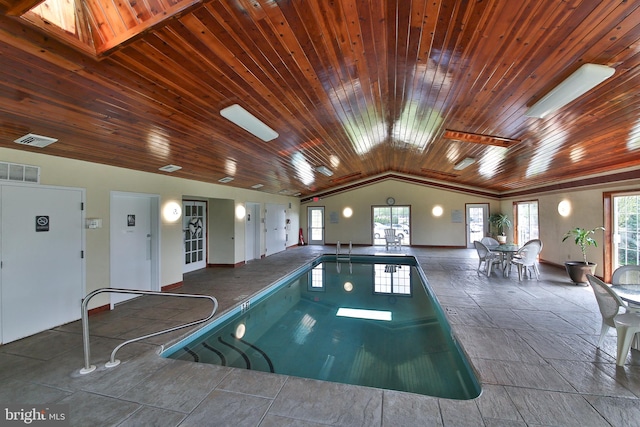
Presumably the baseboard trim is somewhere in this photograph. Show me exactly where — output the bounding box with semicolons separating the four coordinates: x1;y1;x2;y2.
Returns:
88;304;110;316
162;281;183;292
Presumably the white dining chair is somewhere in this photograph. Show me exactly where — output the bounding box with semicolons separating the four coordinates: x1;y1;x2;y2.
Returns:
473;241;501;276
511;240;542;280
612;265;640;286
613;312;640;366
587;274;640;364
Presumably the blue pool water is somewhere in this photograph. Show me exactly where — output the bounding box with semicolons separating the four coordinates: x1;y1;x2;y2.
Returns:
163;255;481;399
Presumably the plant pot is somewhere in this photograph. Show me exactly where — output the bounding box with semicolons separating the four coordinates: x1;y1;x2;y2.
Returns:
564;261;596;285
497;235;507;244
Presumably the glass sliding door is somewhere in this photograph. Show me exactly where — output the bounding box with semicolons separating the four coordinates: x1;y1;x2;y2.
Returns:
372;206;410;246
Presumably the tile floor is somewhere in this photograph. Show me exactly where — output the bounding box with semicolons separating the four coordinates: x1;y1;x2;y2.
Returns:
1;245;639;426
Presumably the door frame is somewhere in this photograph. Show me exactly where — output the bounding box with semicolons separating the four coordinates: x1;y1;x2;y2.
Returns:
245;202;261;261
109;191;160;308
183;200;207;273
307;206;325;245
466;203;489;248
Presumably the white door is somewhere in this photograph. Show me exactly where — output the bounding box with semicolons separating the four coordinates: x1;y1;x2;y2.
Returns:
466;204;489;248
183;201;207;273
265;204;286;256
245;203;261;261
308;207;324;245
110;192;159;307
0;184;84;343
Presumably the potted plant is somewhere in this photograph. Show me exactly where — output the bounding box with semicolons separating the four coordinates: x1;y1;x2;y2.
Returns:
489;213;511;244
562;226;604;284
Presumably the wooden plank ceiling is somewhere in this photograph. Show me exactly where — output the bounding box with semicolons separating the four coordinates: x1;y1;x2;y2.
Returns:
1;0;640;197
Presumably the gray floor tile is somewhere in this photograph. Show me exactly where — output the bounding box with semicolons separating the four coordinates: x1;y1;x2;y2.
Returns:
60;391;140;427
382;390;442;427
505;386;610;427
119;359;229;413
216;367;286;398
269;377;382;426
179;390;271;427
117;406;186;427
0;378;71;404
584;395;640;427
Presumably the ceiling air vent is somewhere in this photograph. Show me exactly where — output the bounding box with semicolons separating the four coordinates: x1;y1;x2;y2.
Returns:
0;162;40;183
219;176;234;183
14;133;58;148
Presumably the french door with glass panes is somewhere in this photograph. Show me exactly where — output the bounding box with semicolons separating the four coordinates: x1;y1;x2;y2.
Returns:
308;206;324;245
372;206;411;245
515;200;539;244
183;201;207;273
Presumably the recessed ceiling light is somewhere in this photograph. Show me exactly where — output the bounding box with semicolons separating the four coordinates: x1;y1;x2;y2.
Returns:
453;157;475;170
220;104;278;142
158;164;182;172
218;176;234;183
525;63;615;119
251;183;264;189
315;166;333;176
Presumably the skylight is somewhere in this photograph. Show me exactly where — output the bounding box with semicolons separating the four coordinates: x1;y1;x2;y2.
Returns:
30;0;77;35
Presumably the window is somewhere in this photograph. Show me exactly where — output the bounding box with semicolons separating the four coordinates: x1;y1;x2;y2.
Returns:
612;194;640;268
373;264;411;295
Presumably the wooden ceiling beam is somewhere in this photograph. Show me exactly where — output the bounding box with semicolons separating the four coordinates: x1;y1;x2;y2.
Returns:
4;0;45;16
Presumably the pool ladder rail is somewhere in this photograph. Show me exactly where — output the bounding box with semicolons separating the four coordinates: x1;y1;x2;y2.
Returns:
336;241;352;273
335;240;352;262
79;288;218;375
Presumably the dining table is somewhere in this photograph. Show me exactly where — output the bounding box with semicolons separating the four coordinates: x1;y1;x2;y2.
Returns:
487;243;520;277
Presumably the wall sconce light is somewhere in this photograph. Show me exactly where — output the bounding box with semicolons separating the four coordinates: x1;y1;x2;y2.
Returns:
343;207;353;218
163;201;182;222
558;200;571;217
432;205;444;217
236;204;247;220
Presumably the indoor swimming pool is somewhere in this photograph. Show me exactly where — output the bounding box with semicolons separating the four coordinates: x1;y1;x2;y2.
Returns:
163;254;481;399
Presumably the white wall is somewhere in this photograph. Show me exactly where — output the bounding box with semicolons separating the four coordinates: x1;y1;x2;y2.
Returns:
302;178;500;246
501;179;640;277
5;146;640;302
0;148;300;309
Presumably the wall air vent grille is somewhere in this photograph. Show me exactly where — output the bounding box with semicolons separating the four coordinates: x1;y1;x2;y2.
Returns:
0;162;40;184
14;133;58;148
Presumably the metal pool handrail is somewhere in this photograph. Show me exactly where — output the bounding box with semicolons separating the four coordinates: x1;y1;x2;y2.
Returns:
336;240;352;261
79;288;218;374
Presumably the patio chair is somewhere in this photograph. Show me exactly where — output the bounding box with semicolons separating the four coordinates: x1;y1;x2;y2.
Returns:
586;275;640;365
510;240;542;280
384;228;402;250
480;236;500;246
473;240;501;276
612;265;640;286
